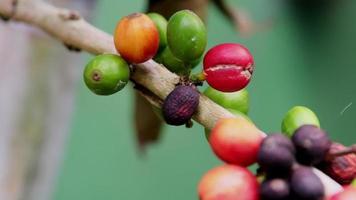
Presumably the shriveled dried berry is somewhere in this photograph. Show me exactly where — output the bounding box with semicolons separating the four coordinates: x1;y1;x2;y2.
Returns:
162;85;199;126
292;125;331;165
290;166;324;200
317;143;356;185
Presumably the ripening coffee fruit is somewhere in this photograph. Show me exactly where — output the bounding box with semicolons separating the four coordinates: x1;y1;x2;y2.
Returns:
203;43;254;92
257;134;295;177
290;167;324;200
162;85;199;126
281;106;320;137
209;118;263;166
198;165;259;200
83;54;130;95
167;10;207;62
260;179;290;200
292;125;331;165
114;13;159;64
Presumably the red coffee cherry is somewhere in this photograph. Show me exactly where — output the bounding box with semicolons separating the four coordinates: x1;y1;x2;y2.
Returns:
203;43;254;92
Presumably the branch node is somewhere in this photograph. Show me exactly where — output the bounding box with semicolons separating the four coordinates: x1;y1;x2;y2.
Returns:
63;43;81;52
59;9;81;21
1;0;18;22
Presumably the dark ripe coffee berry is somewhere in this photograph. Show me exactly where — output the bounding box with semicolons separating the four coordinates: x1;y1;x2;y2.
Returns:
257;134;295;177
162;85;199;126
260;179;290;200
292;125;331;166
317;143;356;185
290;167;324;200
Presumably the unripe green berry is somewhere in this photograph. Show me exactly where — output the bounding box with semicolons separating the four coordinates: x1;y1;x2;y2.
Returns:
83;54;130;95
167;10;207;62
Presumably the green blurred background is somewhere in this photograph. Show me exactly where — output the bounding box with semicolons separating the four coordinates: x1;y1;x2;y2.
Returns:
54;0;356;199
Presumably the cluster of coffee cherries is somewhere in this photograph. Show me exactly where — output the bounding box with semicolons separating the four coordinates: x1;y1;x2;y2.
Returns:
81;9;356;200
83;10;254;127
198;104;356;200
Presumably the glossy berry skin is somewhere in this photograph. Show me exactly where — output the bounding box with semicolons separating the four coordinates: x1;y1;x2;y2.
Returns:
282;106;320;137
204;86;249;114
292;125;331;165
147;12;168;53
209;118;263;166
83;54;130;95
203;43;254;92
260;179;290;200
290;167;324;200
257;134;295;177
162;85;199;126
329;186;356;200
198;165;259;200
114;13;159;64
167;10;207;62
317;143;356;185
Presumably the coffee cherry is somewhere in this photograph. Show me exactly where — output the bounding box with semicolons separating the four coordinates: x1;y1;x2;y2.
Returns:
290;166;324;200
83;54;130;95
317;143;356;185
257;134;295;177
260;179;290;200
147;12;168;53
329;186;356;200
162;85;199;126
198;165;259;200
353;179;356;187
155;47;200;75
114;13;159;64
203;43;254;92
292;125;331;165
281;106;320;137
167;10;207;62
204;109;251;140
204;86;249;114
209;118;263;166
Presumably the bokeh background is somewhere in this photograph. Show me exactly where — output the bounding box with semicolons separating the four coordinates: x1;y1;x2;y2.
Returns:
1;0;356;200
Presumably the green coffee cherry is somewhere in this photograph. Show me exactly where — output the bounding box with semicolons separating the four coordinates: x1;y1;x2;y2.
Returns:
204;109;251;140
84;54;130;95
204;87;249;114
167;10;207;62
147;12;168;53
155;47;200;75
281;106;320;137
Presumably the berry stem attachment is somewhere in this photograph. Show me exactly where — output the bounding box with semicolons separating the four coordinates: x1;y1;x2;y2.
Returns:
326;144;356;161
190;71;206;85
